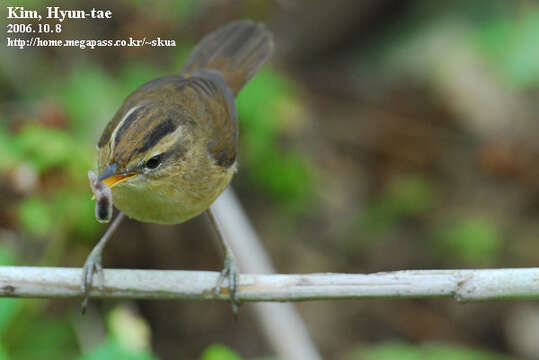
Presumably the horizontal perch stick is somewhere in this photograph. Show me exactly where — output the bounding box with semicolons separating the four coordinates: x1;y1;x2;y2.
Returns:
1;266;539;302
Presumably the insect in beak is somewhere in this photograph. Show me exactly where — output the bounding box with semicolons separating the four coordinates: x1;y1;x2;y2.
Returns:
98;163;137;188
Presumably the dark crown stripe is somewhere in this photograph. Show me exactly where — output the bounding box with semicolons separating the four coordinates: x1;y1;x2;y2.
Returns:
114;105;148;146
135;118;178;154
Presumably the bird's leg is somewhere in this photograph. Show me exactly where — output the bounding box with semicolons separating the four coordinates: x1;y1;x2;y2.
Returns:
81;212;125;313
206;206;240;314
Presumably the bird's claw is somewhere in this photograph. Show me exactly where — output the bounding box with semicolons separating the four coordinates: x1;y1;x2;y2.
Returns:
80;249;105;314
215;253;240;315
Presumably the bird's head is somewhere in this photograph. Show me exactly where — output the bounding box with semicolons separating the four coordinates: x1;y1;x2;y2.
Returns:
96;102;193;190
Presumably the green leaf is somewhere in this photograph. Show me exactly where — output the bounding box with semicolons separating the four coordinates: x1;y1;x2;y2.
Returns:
478;9;539;87
10;317;78;360
0;344;10;360
360;202;399;238
107;306;152;353
360;175;436;237
52;190;101;242
434;217;502;263
248;151;314;208
78;339;157;360
12;125;74;173
385;175;436;217
200;344;243;360
0;245;21;340
237;70;287;159
55;63;123;141
18;197;54;237
79;307;157;360
0;244;16;266
237;69;315;208
0;299;22;339
119;63;165;95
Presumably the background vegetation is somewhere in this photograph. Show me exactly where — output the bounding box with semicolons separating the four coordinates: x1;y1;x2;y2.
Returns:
1;0;539;359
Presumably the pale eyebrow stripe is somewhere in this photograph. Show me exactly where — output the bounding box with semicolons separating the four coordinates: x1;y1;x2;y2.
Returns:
109;104;146;153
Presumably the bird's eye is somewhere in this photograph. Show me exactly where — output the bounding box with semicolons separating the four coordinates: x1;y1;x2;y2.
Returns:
145;154;162;170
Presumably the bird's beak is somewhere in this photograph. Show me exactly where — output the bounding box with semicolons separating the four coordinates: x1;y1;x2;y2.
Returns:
98;163;137;188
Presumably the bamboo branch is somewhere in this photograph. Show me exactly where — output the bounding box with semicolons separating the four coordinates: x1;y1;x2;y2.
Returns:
1;266;539;302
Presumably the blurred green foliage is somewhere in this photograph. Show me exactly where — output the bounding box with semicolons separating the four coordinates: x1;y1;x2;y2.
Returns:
433;217;502;264
477;8;539;88
79;339;157;360
55;63;125;140
12;125;79;172
360;175;437;238
237;69;315;210
18;197;54;237
365;1;539;90
0;243;80;360
356;174;506;266
200;344;243;360
106;306;152;357
199;344;279;360
0;246;22;359
351;341;514;360
9;316;79;360
0;123;100;240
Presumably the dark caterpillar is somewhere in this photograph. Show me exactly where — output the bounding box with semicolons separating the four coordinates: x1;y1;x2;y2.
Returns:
88;170;113;223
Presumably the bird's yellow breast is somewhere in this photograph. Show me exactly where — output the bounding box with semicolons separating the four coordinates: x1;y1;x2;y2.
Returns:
110;159;235;225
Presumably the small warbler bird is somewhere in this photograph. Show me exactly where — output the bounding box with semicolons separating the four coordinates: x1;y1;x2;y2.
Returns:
81;20;274;312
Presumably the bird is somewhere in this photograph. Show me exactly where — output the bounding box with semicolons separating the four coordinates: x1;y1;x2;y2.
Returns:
81;20;274;313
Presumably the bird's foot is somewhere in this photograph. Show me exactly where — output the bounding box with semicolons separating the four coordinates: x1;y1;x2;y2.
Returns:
215;252;240;315
80;247;105;314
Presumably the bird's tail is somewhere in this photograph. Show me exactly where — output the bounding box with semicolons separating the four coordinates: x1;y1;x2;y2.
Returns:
180;20;274;96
